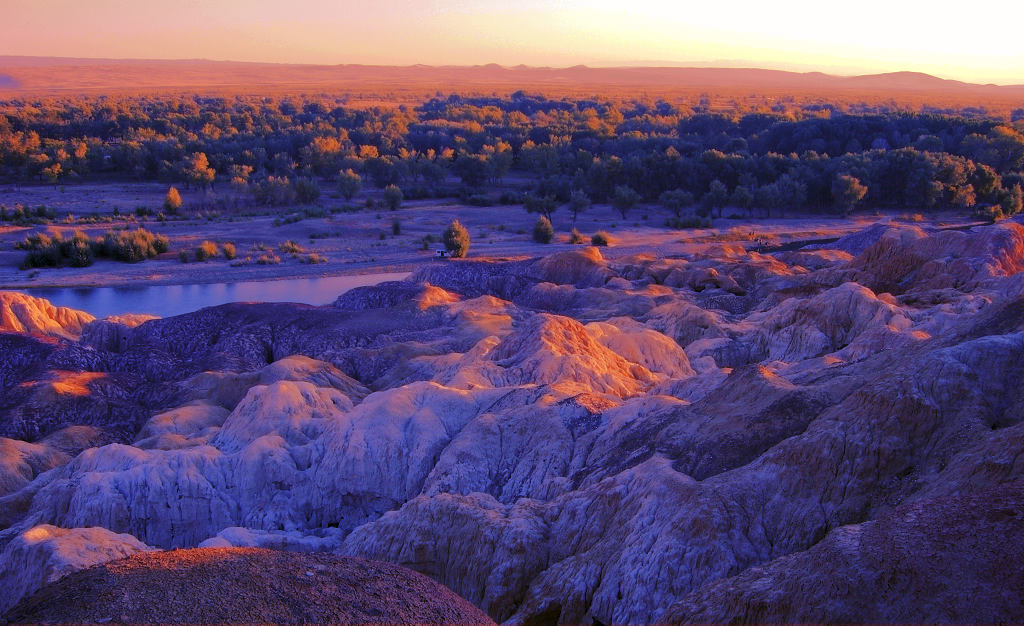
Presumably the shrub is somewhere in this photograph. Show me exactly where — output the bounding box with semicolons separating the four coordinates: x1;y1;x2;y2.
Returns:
301;253;328;264
591;230;613;246
442;219;470;258
164;187;182;214
532;216;554;243
61;230;94;267
18;231;63;268
569;228;586;244
100;228;168;263
256;253;281;265
337;168;362;200
498;190;523;205
392;219;401;235
293;177;321;204
195;240;219;261
465;193;493;207
280;240;305;254
667;216;709;229
383;184;403;210
221;242;237;260
178;250;190;263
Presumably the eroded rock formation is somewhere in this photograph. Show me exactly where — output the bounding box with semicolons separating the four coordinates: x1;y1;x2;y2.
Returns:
1;220;1022;623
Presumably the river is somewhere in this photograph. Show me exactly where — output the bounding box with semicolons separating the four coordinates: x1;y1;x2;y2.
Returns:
13;272;411;319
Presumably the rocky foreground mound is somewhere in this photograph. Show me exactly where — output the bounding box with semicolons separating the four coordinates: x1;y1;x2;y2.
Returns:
5;547;493;624
1;220;1023;623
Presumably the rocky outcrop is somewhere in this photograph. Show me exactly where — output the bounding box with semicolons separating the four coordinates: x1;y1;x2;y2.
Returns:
1;221;1023;623
0;292;95;339
0;524;154;615
662;485;1024;624
335;280;460;311
527;247;614;287
5;547;493;624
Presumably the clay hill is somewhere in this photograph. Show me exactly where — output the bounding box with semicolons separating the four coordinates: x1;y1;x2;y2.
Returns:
2;56;1024;98
5;547;492;624
1;219;1024;623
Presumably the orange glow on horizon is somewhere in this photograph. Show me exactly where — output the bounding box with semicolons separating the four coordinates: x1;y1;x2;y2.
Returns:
2;0;1022;85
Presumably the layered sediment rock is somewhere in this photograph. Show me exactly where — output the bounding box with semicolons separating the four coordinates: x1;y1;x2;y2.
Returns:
1;220;1022;623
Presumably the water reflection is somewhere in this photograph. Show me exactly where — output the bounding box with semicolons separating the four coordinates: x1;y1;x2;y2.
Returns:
16;272;410;319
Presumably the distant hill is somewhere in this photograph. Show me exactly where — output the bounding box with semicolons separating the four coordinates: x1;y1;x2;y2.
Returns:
1;56;1022;98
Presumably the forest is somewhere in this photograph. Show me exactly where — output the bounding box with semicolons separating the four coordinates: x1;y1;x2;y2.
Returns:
1;91;1023;221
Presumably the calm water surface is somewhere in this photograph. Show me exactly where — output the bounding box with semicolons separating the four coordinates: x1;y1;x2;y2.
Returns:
16;272;410;319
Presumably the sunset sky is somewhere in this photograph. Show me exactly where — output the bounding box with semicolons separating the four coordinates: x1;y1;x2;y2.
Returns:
3;0;1022;84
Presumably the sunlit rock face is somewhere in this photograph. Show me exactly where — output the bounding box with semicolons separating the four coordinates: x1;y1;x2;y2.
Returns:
0;524;155;615
0;292;95;339
1;221;1023;624
4;547;494;625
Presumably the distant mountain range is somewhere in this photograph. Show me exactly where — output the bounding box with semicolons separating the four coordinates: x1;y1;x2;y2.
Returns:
1;56;1022;95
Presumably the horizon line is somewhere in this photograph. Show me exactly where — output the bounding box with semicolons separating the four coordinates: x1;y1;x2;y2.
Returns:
2;54;1022;87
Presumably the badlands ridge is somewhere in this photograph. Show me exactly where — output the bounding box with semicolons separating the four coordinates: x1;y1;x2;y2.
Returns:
1;220;1023;623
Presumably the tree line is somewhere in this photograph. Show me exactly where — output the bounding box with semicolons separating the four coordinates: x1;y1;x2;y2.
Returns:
1;92;1022;219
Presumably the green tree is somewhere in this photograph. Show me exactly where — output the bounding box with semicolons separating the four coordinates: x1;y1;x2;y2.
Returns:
999;183;1023;216
612;185;640;219
730;186;755;213
183;152;215;190
702;180;730;217
659;189;693;218
832;174;868;216
163;186;182;214
453;154;489;187
442;219;470;258
533;216;555;243
337;168;362;200
567;190;591;228
293;177;321;204
524;192;559;221
383;184;403;210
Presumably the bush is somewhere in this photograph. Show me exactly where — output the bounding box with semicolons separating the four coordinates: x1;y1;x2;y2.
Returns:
178;250;190;263
532;216;554;243
100;228;169;263
569;228;586;244
221;242;237;260
293;177;321;204
61;231;94;267
464;193;493;207
442;219;470;258
256;253;281;265
195;240;219;261
383;184;403;210
18;231;64;268
498;190;523;205
301;253;328;264
337;168;362;200
591;230;613;246
392;219;401;235
280;240;305;254
164;187;182;214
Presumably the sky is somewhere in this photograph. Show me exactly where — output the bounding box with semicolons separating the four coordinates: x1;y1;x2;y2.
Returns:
2;0;1022;84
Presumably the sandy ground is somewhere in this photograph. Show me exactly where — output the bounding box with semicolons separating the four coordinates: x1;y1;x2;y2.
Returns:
0;181;971;289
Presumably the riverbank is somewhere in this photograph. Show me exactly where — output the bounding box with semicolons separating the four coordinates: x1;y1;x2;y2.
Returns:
0;182;975;291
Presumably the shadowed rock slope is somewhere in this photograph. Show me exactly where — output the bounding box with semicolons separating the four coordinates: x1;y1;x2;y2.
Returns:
4;547;493;624
1;220;1023;623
